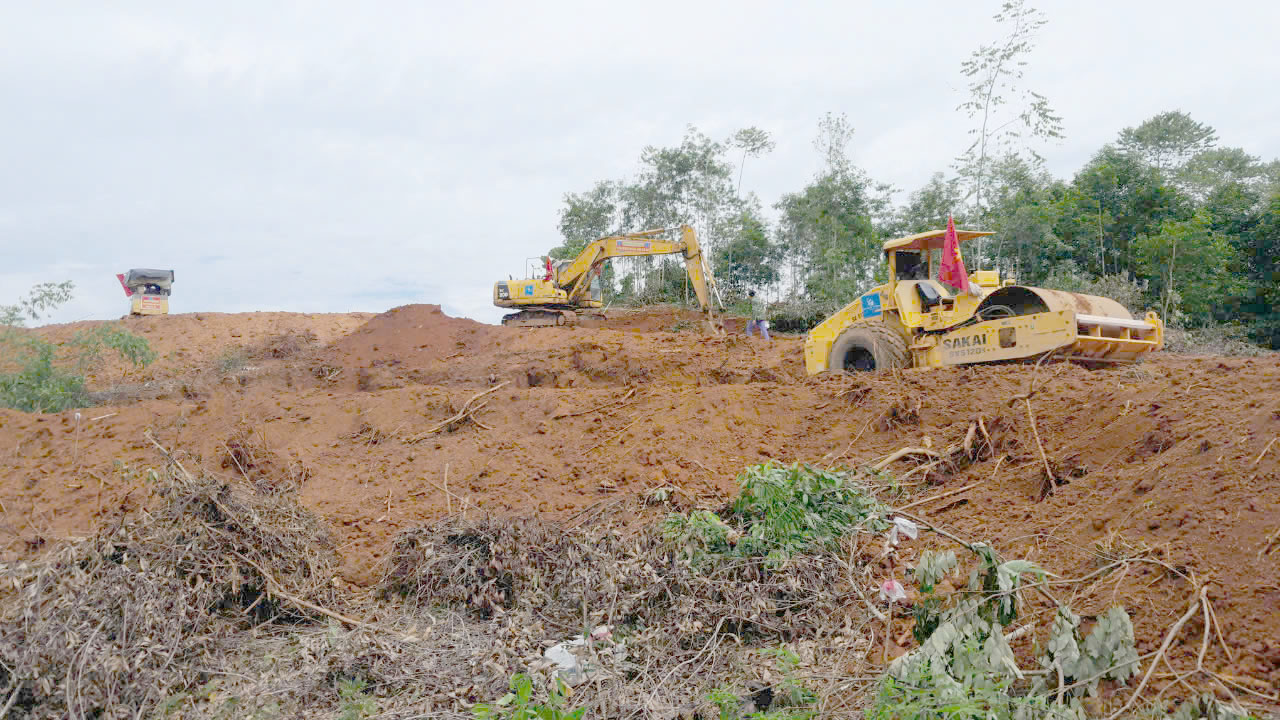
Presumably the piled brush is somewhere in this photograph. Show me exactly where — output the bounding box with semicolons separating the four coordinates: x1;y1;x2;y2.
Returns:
247;329;319;360
378;513;870;718
0;453;339;719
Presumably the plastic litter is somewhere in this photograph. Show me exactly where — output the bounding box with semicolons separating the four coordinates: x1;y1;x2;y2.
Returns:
887;516;919;546
544;625;613;686
879;579;907;603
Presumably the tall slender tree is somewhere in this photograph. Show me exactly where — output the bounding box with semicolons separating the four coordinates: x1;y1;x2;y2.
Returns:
956;0;1064;266
730;127;776;196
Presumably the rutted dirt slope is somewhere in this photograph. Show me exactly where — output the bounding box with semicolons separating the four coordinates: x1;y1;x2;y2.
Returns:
2;304;1279;687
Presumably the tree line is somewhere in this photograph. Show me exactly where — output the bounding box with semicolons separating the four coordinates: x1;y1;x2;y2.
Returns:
550;2;1280;348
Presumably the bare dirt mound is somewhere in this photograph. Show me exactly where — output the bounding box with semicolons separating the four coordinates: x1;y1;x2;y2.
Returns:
316;303;794;392
34;311;373;385
594;304;753;334
2;304;1279;692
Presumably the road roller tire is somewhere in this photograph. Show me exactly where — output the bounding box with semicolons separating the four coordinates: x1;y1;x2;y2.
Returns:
828;321;909;372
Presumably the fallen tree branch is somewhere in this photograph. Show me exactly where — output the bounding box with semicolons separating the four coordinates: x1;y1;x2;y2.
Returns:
897;482;981;512
583;418;639;456
406;381;509;441
234;552;378;632
1105;586;1206;720
890;509;977;553
1205;598;1234;663
1005;352;1059;496
873;447;940;471
1026;397;1056;496
0;682;23;720
554;388;637;419
1253;436;1278;466
895;459;944;485
824;416;876;464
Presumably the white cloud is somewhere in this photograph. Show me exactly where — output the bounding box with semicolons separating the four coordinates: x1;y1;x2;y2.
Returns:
2;0;1277;326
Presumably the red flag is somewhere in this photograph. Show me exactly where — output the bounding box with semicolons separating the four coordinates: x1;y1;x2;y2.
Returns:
938;216;969;292
116;273;134;297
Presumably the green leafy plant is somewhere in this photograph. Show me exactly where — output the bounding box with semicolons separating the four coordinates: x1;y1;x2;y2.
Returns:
0;281;74;326
662;509;734;567
707;685;742;720
662;464;889;568
704;647;818;720
759;646;817;713
870;657;1086;720
1035;605;1139;697
337;678;378;720
882;540;1143;719
473;673;583;720
1;282;156;412
914;549;959;593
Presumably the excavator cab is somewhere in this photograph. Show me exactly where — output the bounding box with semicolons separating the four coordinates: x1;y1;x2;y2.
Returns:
494;225;724;333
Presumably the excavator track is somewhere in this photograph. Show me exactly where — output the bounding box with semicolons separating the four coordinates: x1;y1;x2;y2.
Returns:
501;309;576;327
493;225;725;335
501;309;611;328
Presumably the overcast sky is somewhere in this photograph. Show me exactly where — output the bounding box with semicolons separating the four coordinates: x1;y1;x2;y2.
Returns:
3;1;1278;326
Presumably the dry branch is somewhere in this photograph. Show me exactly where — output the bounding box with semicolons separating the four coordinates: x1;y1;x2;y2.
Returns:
406;381;510;441
1106;587;1206;720
1253;436;1278;466
873;447;939;471
897;482;982;512
582;418;639;456
554;388;637;419
1006;351;1060;496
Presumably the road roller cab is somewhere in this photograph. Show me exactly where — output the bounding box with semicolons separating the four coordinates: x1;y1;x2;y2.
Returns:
803;229;1164;374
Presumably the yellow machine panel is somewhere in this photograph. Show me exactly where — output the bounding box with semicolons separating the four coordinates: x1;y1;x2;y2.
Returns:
804;229;1163;374
119;269;174;316
494;225;722;332
130;294;169;316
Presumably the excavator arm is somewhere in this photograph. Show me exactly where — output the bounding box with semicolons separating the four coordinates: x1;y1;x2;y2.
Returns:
495;225;724;331
553;225;724;331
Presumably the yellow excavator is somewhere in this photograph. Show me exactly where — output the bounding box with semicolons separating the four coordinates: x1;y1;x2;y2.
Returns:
494;225;726;333
805;229;1164;374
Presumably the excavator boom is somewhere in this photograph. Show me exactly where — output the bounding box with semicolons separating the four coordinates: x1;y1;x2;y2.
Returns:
494;225;725;333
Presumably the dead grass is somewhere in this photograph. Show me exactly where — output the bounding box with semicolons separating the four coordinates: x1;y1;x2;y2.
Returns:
248;330;318;360
0;452;337;718
379;514;879;718
1163;324;1273;358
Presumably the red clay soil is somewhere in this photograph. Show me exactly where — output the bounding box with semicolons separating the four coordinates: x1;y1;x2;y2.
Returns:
2;304;1278;692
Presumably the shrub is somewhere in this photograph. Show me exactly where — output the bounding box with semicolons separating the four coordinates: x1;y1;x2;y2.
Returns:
663;463;889;567
1163;323;1273;357
216;346;250;374
473;673;582;720
1040;261;1150;315
875;543;1144;720
0;282;156;412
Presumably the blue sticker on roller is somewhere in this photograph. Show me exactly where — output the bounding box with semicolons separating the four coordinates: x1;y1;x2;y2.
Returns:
525;285;534;296
861;293;882;318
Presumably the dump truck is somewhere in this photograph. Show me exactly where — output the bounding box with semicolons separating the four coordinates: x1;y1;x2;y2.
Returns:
494;225;725;334
804;229;1163;374
117;269;174;316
